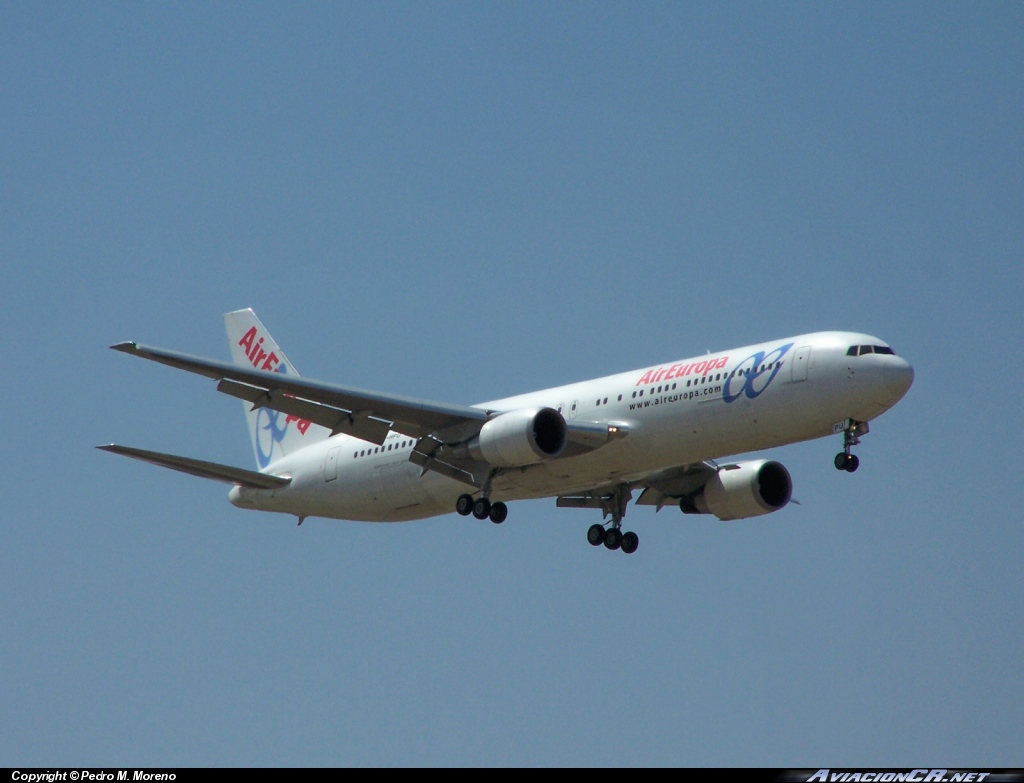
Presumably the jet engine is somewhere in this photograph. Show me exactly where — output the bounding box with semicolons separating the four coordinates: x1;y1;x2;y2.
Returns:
688;460;792;521
465;407;568;467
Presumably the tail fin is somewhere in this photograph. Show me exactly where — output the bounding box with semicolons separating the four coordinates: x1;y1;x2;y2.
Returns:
224;309;329;468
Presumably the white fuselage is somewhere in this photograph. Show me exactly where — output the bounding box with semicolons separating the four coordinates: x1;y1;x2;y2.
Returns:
229;331;913;522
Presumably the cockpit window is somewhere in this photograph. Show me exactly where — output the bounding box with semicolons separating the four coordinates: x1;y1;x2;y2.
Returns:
847;344;896;357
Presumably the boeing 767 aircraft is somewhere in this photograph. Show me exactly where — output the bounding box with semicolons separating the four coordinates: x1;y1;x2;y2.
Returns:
100;309;914;554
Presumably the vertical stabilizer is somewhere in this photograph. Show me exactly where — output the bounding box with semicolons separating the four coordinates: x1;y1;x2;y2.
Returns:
224;309;329;468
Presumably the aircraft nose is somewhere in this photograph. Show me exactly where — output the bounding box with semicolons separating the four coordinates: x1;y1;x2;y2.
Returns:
884;355;914;399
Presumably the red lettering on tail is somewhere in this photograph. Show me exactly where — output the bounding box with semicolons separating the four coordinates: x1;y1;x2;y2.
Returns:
285;415;311;435
237;326;258;354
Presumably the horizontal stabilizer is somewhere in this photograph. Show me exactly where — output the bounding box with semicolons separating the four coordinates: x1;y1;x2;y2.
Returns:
97;444;291;489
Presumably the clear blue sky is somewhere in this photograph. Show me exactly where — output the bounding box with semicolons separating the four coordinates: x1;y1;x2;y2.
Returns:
2;2;1021;766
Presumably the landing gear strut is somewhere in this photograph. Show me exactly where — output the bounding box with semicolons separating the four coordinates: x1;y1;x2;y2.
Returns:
456;469;507;524
834;420;867;473
584;484;639;554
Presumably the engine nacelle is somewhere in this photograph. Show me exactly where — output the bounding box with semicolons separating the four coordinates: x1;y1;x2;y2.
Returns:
467;407;567;467
690;460;792;521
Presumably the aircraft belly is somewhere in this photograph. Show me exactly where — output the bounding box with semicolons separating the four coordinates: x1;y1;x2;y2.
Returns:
491;441;653;499
371;460;439;512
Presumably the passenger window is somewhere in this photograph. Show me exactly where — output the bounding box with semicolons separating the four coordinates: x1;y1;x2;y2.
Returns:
603;397;608;404
631;391;636;398
617;394;622;401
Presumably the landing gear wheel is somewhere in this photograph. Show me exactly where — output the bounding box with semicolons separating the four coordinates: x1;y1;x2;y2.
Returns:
587;524;606;547
488;501;507;524
835;421;866;473
472;497;491;520
604;528;623;551
835;453;860;472
620;531;639;554
456;494;475;516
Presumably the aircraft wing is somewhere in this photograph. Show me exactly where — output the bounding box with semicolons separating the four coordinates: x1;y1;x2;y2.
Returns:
632;462;718;508
111;342;490;444
97;444;291;489
556;462;717;512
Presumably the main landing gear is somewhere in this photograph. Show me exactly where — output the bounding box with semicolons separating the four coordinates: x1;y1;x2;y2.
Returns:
834;420;868;473
455;469;507;524
585;483;639;555
587;524;639;554
456;493;508;525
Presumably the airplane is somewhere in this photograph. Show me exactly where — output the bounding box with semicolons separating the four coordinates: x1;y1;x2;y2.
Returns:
100;309;914;554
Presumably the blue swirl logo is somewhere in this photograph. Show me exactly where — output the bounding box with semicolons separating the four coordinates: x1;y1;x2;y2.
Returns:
723;342;794;403
254;363;292;468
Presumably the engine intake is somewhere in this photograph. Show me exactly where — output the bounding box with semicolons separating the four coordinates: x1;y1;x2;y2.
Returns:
467;407;567;467
689;460;793;521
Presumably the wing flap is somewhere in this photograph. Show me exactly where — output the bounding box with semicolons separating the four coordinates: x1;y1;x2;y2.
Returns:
555;496;605;509
635;462;717;502
97;444;291;489
111;342;488;438
216;379;392;445
408;447;478;488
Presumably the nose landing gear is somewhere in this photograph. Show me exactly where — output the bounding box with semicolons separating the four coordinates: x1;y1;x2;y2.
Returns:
835;452;860;472
834;420;869;473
